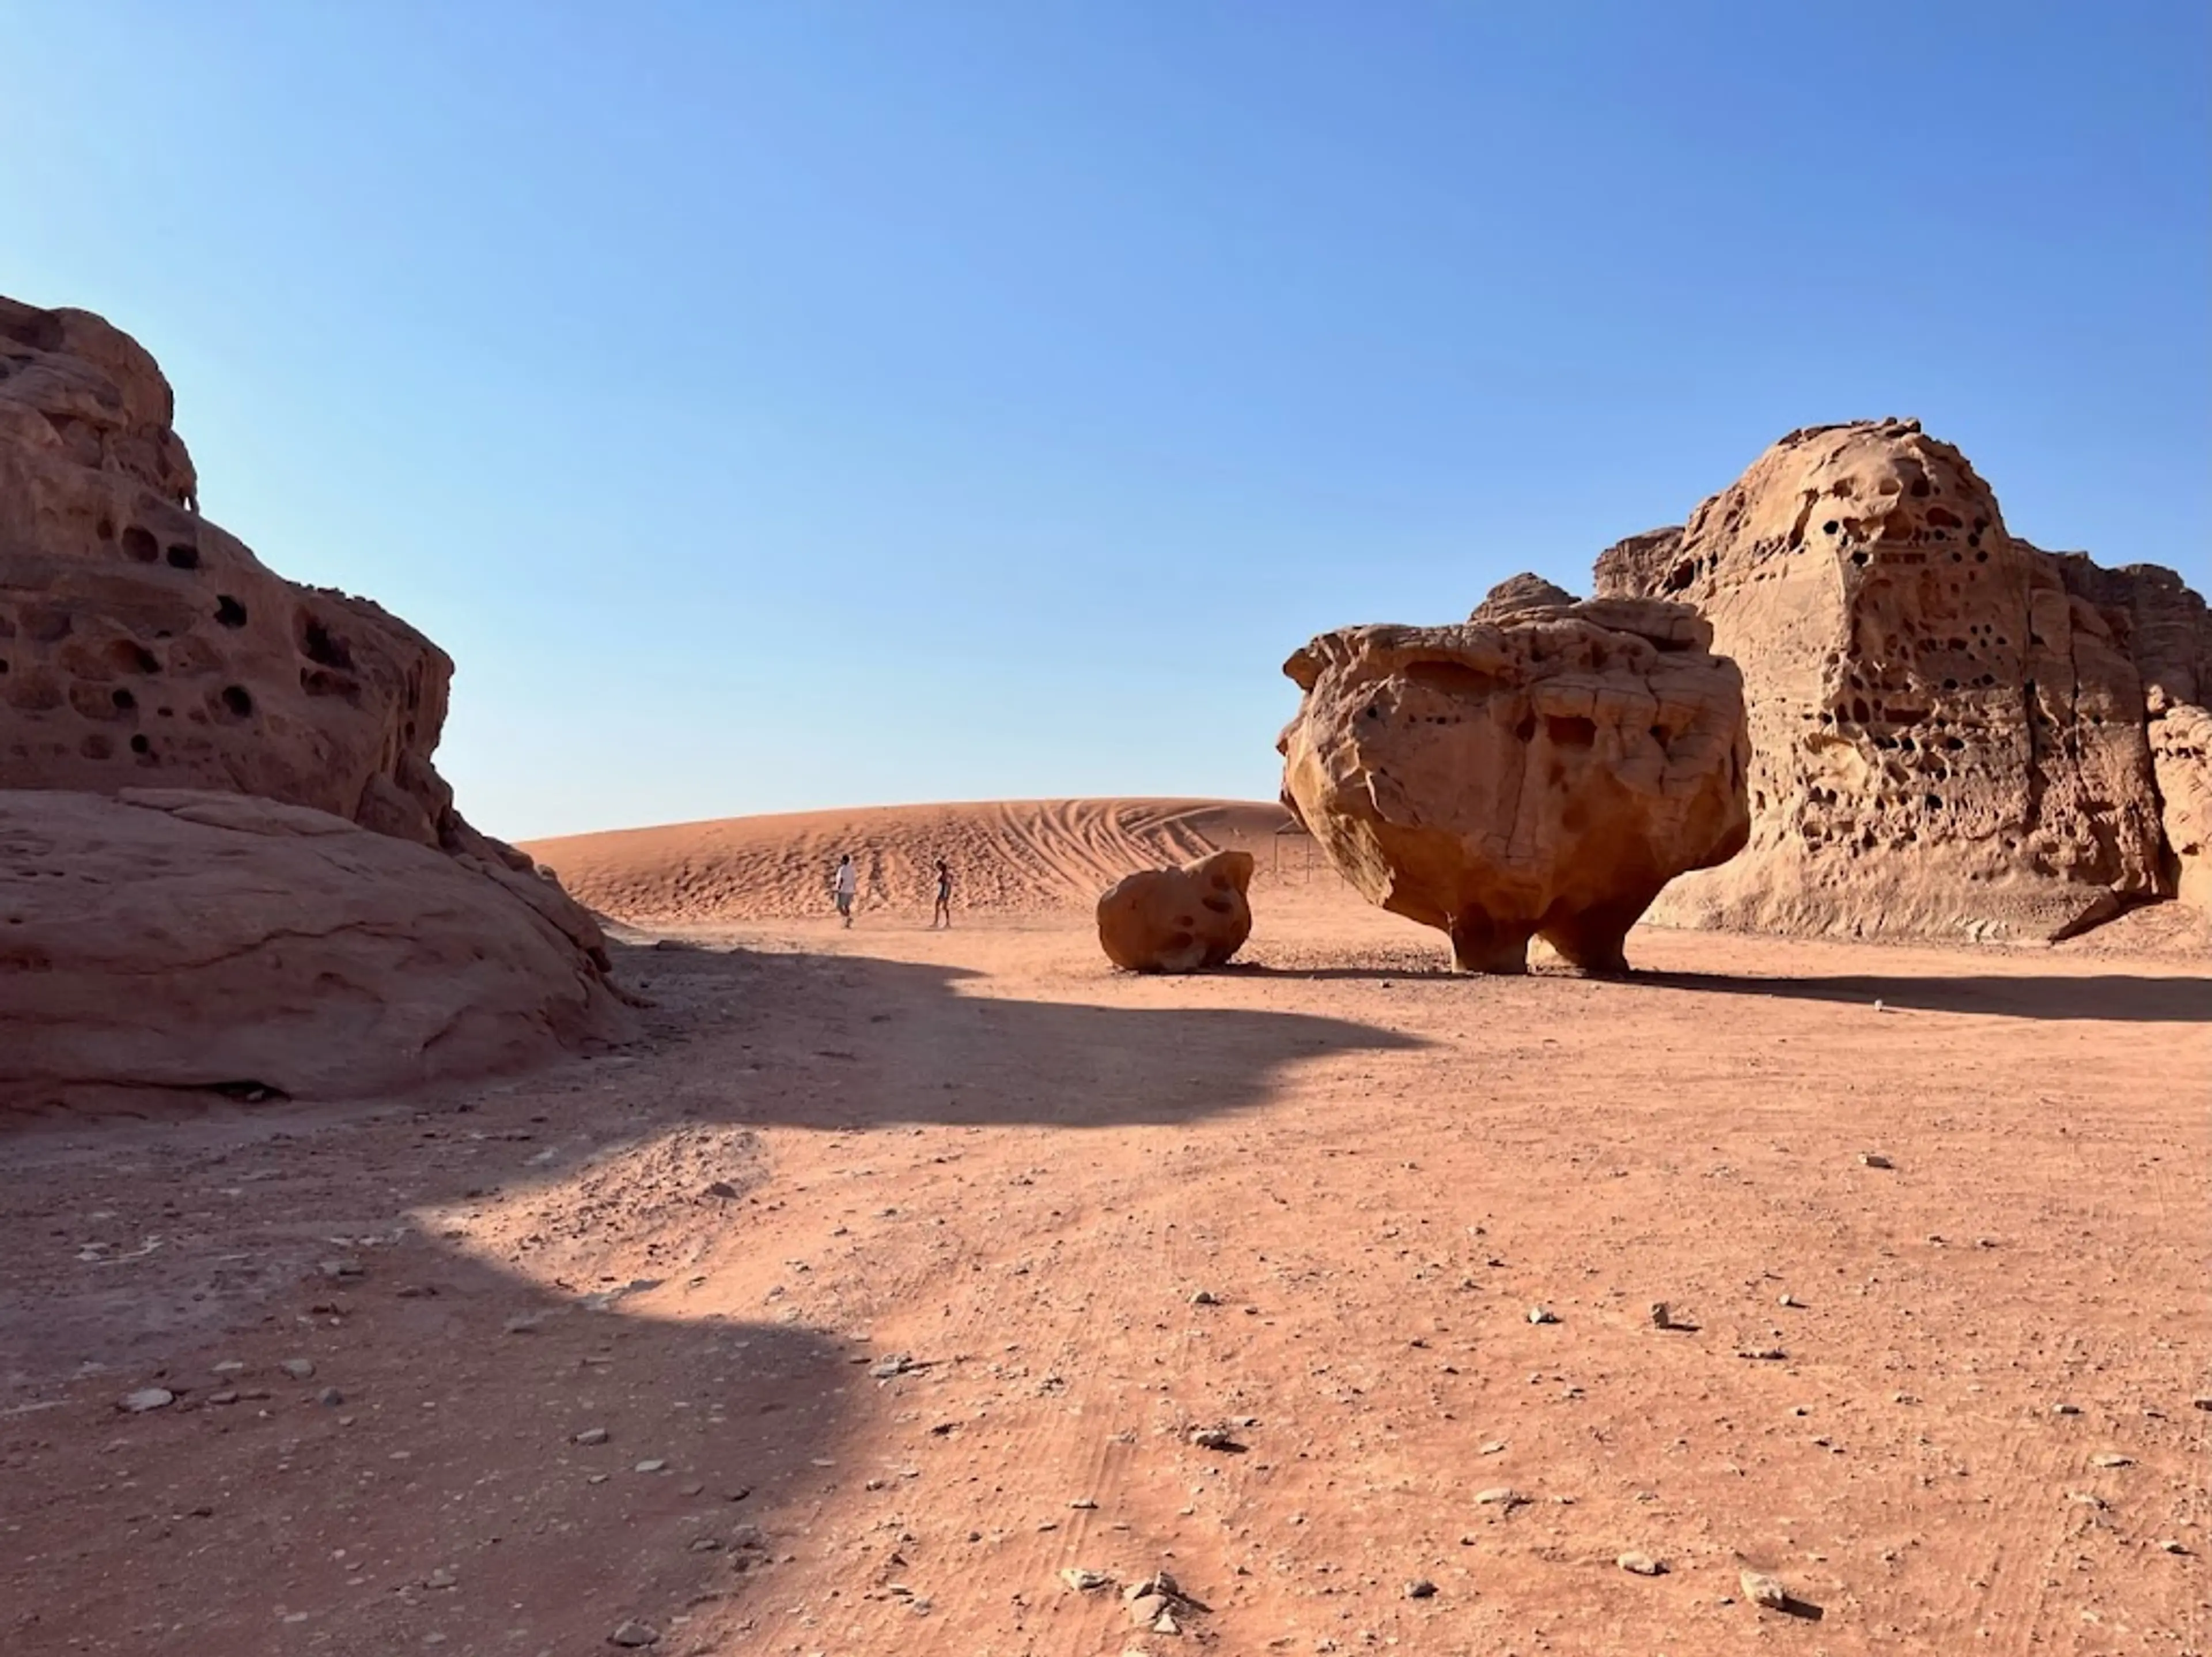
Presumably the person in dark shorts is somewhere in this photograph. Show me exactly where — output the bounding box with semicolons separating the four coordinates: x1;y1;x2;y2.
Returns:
931;858;953;928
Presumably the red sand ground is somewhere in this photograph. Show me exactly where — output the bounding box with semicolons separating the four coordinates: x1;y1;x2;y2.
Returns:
3;799;2206;1656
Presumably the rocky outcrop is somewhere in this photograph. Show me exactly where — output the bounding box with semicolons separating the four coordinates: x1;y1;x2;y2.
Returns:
0;296;629;1101
1594;419;2211;941
1096;850;1256;973
1277;581;1750;973
1;792;627;1103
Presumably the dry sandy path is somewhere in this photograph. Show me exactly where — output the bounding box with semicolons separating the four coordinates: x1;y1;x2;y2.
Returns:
3;846;2207;1655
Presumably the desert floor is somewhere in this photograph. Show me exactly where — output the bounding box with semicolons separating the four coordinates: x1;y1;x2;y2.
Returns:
3;801;2207;1657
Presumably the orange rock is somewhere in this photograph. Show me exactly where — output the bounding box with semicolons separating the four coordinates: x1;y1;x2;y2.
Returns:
1096;851;1255;973
1595;419;2212;941
1278;583;1749;973
0;790;630;1104
0;295;630;1097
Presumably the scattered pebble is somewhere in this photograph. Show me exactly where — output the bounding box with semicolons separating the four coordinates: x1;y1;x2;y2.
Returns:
1859;1152;1894;1170
1060;1567;1112;1591
574;1427;610;1446
1737;1346;1787;1362
1647;1302;1672;1330
316;1387;344;1408
1617;1552;1666;1576
1070;1497;1099;1510
119;1387;175;1413
2051;1403;2080;1417
1739;1569;1789;1610
1190;1425;1240;1450
1479;1440;1506;1455
2090;1453;2134;1469
1778;1293;1801;1309
423;1567;457;1590
1474;1486;1527;1508
2194;1395;2212;1412
1188;1289;1219;1306
634;1459;667;1474
2159;1539;2189;1555
318;1258;365;1282
279;1359;316;1380
870;1353;925;1380
607;1621;659;1648
1404;1577;1437;1599
1527;1305;1558;1325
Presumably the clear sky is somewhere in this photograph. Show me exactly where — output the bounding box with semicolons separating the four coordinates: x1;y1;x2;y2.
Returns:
7;3;2207;838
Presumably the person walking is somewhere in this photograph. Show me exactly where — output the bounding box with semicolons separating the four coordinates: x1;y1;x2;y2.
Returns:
931;858;953;929
832;853;858;928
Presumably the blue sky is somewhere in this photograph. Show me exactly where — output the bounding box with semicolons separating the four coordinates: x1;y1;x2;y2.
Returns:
7;2;2207;838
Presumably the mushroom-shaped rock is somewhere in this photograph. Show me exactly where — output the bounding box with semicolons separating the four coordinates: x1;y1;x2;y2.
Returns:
1278;581;1750;973
1096;850;1255;973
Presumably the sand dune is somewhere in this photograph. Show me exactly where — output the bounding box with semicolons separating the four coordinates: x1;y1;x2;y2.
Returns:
524;797;1312;926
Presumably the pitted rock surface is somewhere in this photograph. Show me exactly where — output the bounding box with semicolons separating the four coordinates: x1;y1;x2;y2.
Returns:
0;296;629;1102
1277;580;1750;973
1096;850;1256;973
1594;419;2211;940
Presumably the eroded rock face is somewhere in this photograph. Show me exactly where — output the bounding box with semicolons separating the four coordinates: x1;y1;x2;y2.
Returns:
0;296;628;1099
1594;419;2209;940
1278;582;1750;973
1096;850;1255;973
0;792;627;1103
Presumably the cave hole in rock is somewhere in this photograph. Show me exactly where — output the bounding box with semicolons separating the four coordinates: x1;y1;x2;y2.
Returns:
1821;520;1840;536
1406;661;1498;699
164;543;200;570
128;734;150;755
1513;711;1536;742
219;685;253;718
109;687;135;712
96;517;115;542
120;525;158;562
1663;560;1697;593
1908;478;1931;498
1546;715;1597;748
299;615;353;669
214;595;248;628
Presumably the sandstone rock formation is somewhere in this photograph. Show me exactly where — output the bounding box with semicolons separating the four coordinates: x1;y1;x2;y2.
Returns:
2;792;624;1102
1096;850;1256;973
1594;418;2212;940
0;296;630;1102
1278;584;1750;973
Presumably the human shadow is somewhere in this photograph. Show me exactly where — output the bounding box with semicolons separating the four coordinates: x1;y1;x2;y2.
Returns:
1638;970;2210;1025
0;935;1426;1654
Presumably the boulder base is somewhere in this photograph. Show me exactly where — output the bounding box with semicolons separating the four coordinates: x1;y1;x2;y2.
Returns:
0;790;630;1105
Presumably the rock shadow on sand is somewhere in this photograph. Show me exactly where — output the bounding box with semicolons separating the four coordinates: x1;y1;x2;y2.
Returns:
618;937;1430;1130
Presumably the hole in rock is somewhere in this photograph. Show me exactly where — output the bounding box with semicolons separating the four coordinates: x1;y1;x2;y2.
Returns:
219;685;254;718
108;640;161;674
121;526;158;562
1546;715;1597;748
110;687;135;711
215;595;248;628
165;543;200;570
128;734;150;755
1405;661;1498;699
300;616;353;669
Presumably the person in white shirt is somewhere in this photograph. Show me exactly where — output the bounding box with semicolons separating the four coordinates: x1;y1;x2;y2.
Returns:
832;853;858;927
